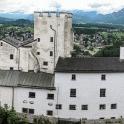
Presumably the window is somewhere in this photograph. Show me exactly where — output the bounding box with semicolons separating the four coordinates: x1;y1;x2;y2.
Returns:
1;42;3;46
100;89;106;97
47;110;53;116
37;52;40;55
29;92;35;98
82;105;88;110
56;104;62;109
29;109;34;114
22;108;34;114
72;74;76;80
10;67;13;70
111;117;116;119
69;105;76;110
99;104;106;110
50;37;53;42
37;38;40;42
10;54;13;59
70;89;76;97
43;61;48;66
99;118;105;119
50;51;53;56
22;108;28;113
111;104;117;109
101;74;106;80
47;94;54;100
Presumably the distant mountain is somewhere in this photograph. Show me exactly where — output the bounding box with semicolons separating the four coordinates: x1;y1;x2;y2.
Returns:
0;17;14;23
0;9;124;25
0;12;33;20
71;9;124;24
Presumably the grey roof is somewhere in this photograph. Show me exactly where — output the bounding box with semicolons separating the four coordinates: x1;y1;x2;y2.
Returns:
2;37;37;48
56;57;124;73
0;70;55;89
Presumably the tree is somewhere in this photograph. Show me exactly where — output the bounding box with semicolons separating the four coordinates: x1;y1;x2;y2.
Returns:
0;105;28;124
33;115;52;124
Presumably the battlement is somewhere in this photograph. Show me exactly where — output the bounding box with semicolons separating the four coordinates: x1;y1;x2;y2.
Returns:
34;11;72;18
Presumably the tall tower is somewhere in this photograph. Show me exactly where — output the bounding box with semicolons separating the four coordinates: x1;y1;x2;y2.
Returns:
34;11;73;74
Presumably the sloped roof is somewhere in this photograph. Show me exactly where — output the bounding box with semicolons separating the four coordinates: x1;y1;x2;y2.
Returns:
0;70;55;89
2;37;37;48
56;57;124;73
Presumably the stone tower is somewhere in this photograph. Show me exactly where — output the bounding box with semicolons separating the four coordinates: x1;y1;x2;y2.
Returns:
33;11;73;74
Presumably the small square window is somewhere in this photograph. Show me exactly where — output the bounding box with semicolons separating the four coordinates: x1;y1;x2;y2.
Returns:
47;94;54;100
29;92;35;98
29;109;34;114
101;74;106;80
10;54;13;59
37;52;40;55
99;104;106;110
47;110;53;116
100;89;106;97
56;104;62;109
111;104;117;109
43;61;48;66
10;67;13;70
50;51;53;56
82;105;88;110
70;89;76;97
50;37;53;42
37;38;40;42
72;74;76;80
69;105;76;110
22;108;28;113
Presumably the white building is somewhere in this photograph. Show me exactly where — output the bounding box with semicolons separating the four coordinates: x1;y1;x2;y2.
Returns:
0;11;124;120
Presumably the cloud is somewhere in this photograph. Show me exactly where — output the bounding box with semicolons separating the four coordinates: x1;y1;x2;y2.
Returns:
0;0;124;14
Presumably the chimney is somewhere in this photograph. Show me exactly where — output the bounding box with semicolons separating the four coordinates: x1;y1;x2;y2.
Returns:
120;46;124;60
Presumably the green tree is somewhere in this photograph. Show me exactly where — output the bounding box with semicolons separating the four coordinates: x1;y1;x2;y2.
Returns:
0;106;28;124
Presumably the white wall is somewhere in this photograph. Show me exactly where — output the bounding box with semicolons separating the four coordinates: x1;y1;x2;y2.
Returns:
0;40;19;70
55;72;124;119
14;87;56;116
0;87;13;108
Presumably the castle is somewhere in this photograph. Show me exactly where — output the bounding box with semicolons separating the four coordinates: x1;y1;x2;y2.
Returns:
0;11;124;120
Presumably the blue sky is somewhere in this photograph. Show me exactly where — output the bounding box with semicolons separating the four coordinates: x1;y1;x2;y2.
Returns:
0;0;124;14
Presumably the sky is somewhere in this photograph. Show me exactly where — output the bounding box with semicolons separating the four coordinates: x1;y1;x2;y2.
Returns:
0;0;124;14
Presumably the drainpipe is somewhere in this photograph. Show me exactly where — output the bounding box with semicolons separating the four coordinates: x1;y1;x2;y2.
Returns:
12;87;14;110
50;25;56;72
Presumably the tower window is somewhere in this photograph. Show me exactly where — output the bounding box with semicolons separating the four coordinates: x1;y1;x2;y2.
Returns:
50;37;53;42
101;74;106;80
29;92;35;98
43;61;48;66
100;89;106;97
37;38;40;42
70;89;76;97
37;52;40;55
99;104;106;110
72;74;76;80
50;51;53;56
10;54;13;59
69;105;76;110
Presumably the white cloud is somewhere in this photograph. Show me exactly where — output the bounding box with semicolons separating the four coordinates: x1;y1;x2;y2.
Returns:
0;0;124;14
